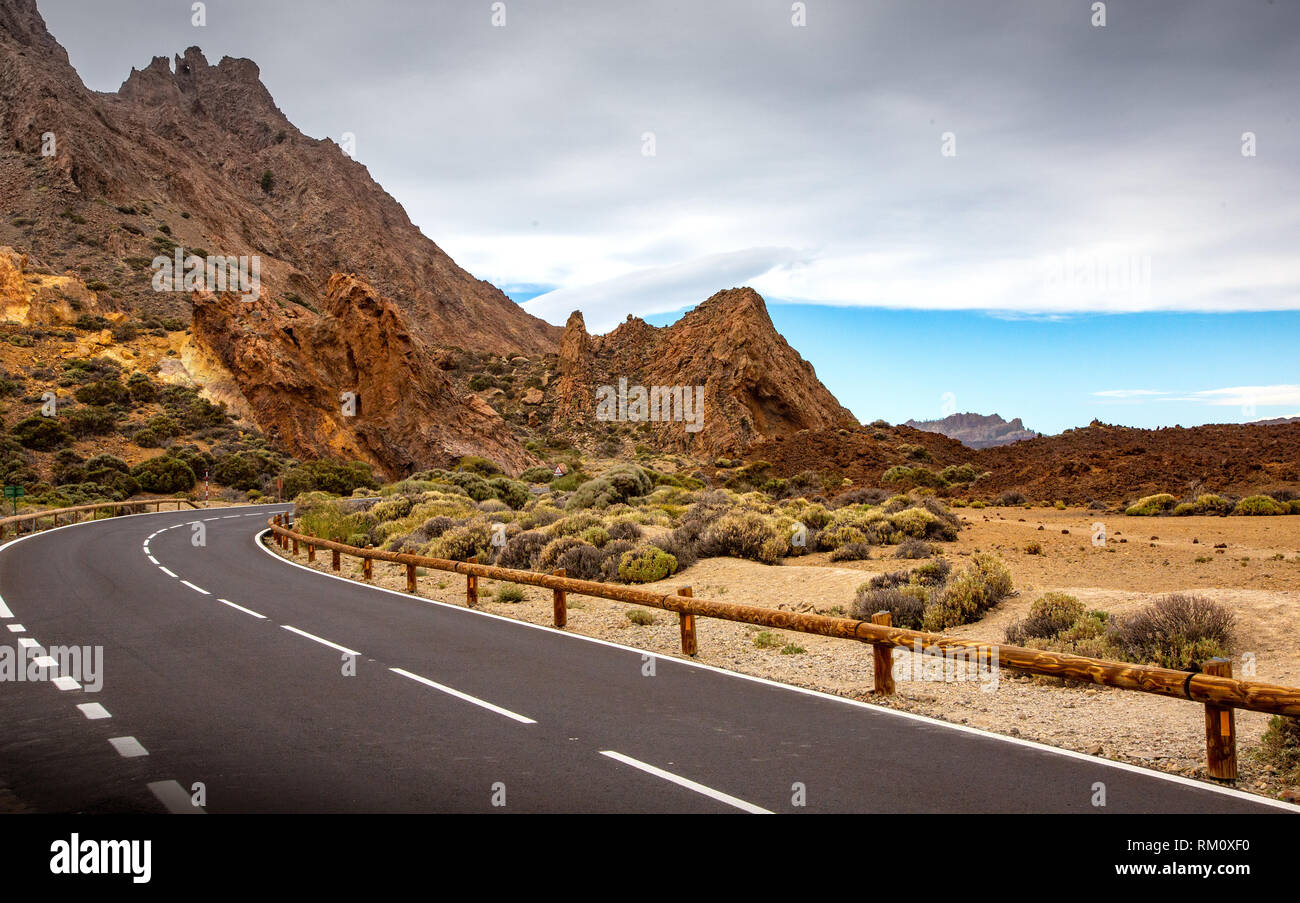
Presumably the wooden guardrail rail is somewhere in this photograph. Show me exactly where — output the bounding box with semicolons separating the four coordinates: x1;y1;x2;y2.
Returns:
0;498;201;540
268;514;1300;782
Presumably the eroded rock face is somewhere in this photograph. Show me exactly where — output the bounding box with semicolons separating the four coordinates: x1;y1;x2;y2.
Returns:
551;287;859;456
0;246;111;325
191;273;538;477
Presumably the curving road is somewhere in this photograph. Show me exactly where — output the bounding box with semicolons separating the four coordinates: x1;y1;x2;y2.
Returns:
0;503;1293;814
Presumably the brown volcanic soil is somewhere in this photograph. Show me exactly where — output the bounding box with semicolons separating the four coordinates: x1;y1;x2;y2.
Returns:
746;420;1300;505
743;424;976;484
969;420;1300;504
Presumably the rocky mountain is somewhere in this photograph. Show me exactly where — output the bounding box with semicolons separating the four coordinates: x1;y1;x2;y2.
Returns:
0;0;558;355
190;272;537;477
547;287;860;457
905;412;1038;449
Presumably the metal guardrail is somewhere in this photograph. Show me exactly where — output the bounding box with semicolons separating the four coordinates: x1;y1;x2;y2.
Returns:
0;498;201;540
267;514;1300;782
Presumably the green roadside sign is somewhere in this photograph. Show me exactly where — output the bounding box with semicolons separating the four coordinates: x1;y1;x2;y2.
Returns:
4;485;23;516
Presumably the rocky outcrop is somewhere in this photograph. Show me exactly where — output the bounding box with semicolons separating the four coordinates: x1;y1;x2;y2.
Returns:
550;287;859;456
0;1;559;353
191;273;538;477
905;412;1038;449
0;246;113;325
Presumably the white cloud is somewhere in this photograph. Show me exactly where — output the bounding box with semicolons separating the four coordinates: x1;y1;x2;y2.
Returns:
1092;385;1300;407
522;247;809;333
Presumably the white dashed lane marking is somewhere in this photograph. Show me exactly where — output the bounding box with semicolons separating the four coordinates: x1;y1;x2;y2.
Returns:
0;595;12;618
217;599;266;619
147;780;204;815
389;667;537;725
599;750;773;814
281;625;360;657
180;580;210;595
52;676;81;691
108;737;148;758
77;703;111;720
6;623;24;632
157;566;178;579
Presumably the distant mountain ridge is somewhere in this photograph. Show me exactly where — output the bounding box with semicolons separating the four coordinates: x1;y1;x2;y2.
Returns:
904;412;1038;449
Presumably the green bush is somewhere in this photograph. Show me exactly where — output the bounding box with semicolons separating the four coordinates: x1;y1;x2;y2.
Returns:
1124;493;1179;516
429;522;493;561
11;416;72;451
66;405;119;436
280;460;377;498
496;583;526;603
1232;495;1288;516
922;553;1013;631
131;456;196;494
74;379;129;407
519;465;555;484
618;546;679;583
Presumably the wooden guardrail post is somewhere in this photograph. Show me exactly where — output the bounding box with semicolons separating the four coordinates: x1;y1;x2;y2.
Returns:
679;586;698;656
362;546;374;580
331;548;341;571
872;611;895;695
307;542;315;563
1203;658;1238;780
466;556;479;607
291;536;299;555
406;562;417;593
552;568;566;627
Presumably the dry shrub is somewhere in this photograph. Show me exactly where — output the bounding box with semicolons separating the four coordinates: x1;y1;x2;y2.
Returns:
495;529;549;570
1107;593;1233;669
852;585;926;630
698;510;784;564
829;542;871;562
554;541;604;580
1005;592;1084;644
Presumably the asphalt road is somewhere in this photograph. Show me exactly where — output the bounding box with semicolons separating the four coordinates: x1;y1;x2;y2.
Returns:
0;503;1293;814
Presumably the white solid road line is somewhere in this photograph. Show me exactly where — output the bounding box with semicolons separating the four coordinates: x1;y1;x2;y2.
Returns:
147;780;205;815
389;667;537;724
217;598;266;619
157;566;178;579
108;736;149;758
599;750;773;814
281;624;360;657
77;702;111;720
181;580;210;595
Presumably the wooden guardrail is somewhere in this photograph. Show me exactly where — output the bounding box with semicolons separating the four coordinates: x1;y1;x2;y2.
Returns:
0;498;201;540
267;513;1300;783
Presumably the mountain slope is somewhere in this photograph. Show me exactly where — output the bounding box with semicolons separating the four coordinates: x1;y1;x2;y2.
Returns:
0;0;558;354
548;287;860;457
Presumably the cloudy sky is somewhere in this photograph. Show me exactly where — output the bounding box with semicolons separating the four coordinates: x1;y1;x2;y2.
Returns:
41;0;1300;431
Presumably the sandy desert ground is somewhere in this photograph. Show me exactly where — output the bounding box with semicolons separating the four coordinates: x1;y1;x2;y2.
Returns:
273;506;1300;801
